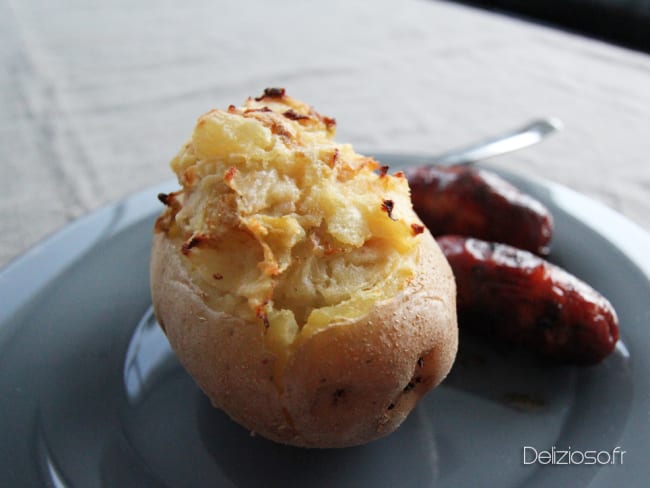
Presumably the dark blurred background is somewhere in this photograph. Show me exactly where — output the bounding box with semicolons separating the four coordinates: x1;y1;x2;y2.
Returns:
450;0;650;52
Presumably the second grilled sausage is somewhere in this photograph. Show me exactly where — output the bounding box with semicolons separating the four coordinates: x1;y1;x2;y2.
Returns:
436;235;619;365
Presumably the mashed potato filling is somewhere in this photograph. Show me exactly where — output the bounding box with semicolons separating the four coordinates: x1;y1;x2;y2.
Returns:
156;89;425;372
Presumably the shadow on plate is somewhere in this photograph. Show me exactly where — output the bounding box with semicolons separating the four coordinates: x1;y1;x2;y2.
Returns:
116;305;633;487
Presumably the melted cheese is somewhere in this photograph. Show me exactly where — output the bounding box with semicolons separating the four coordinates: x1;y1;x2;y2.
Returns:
157;90;424;364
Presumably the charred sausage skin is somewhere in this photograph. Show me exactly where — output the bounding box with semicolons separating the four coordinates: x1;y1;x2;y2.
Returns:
436;236;619;365
405;165;553;255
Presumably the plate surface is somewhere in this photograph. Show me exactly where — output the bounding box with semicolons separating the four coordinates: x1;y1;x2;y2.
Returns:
1;155;649;487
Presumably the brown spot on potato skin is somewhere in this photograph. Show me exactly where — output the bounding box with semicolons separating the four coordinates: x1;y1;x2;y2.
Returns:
379;166;389;178
403;381;415;392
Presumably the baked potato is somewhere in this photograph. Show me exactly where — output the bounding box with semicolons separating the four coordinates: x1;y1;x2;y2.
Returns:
150;89;458;448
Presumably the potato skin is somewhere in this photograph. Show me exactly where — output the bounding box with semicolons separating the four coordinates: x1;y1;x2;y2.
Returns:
150;229;457;448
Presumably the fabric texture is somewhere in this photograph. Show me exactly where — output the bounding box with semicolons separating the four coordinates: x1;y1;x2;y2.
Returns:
1;0;649;267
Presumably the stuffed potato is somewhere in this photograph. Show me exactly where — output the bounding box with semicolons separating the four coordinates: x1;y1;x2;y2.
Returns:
150;89;458;448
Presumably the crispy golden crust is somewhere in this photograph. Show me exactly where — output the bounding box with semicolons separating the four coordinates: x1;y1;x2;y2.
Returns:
151;228;457;448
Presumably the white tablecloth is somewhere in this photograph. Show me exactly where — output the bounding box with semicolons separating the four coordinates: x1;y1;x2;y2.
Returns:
2;0;649;267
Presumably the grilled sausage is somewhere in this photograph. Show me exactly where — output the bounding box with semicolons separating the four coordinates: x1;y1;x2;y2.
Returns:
436;235;619;365
405;165;553;255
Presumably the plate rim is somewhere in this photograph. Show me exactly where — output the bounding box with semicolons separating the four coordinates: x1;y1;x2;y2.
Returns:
1;156;649;486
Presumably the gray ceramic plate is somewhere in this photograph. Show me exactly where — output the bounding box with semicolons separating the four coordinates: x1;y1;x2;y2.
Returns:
1;155;649;487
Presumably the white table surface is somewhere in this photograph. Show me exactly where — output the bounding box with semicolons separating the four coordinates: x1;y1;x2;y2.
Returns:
2;0;649;268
